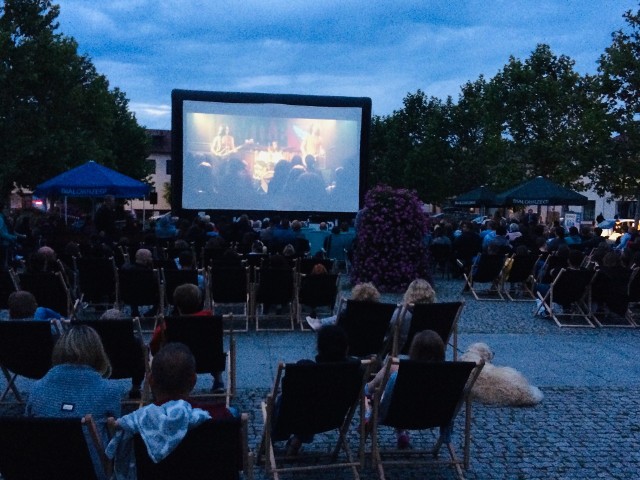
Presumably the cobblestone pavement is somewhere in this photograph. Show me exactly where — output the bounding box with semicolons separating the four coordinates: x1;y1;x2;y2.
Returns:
3;277;640;479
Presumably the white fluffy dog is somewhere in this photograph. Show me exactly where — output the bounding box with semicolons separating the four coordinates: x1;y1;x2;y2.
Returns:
460;342;544;407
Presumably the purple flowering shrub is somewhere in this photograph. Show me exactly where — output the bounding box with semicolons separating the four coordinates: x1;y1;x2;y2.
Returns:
351;185;431;292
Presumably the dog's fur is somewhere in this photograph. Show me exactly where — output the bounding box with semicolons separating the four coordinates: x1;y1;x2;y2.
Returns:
461;342;544;407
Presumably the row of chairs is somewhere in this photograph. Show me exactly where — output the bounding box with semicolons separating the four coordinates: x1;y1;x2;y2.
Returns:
259;358;484;480
0;314;236;405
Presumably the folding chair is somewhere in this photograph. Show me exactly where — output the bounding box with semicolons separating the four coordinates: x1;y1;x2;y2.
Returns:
161;268;201;313
325;232;355;272
337;300;398;359
0;269;18;309
297;273;339;328
209;265;251;332
133;414;253;480
17;271;72;317
163;315;236;400
0;414;110;480
254;266;297;331
501;254;540;301
259;361;370;480
118;267;162;320
429;243;453;279
68;318;150;403
0;320;57;403
462;254;506;300
370;359;483;480
75;256;119;309
393;302;464;360
536;268;596;328
589;267;637;328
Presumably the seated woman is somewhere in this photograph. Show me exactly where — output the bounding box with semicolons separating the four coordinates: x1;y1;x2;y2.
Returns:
366;329;445;449
305;282;381;330
26;325;121;480
387;278;437;354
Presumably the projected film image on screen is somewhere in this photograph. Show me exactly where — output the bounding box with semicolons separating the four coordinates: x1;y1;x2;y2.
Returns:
173;91;371;215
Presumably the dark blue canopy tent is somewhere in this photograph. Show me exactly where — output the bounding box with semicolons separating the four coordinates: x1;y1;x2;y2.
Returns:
34;160;150;222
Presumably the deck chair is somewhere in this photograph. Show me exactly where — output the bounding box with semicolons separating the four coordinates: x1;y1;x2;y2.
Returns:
589;267;637;328
0;414;110;480
297;273;339;328
0;269;18;309
254;267;297;331
118;267;162;318
0;320;57;403
133;414;253;480
75;256;119;308
17;271;72;317
163;315;236;400
305;230;330;256
501;254;540;301
536;268;596;328
429;243;453;279
161;268;201;313
370;359;483;480
259;361;370;480
337;300;398;359
325;232;355;272
68;318;150;402
462;254;506;300
209;265;251;332
393;302;464;360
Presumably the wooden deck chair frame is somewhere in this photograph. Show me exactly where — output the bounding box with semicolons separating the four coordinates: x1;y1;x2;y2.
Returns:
65;317;151;405
392;301;464;360
0;320;58;403
208;265;251;332
133;414;253;480
462;254;506;301
337;299;399;360
535;268;596;328
258;360;371;480
163;314;236;401
370;359;483;480
589;267;638;328
0;414;110;480
296;272;340;329
500;254;540;301
254;266;297;331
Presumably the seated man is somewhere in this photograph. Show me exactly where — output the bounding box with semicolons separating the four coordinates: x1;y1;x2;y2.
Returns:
7;290;64;334
149;283;224;393
106;342;236;479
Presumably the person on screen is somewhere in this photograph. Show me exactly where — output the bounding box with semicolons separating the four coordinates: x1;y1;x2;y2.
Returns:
210;125;236;157
300;124;325;161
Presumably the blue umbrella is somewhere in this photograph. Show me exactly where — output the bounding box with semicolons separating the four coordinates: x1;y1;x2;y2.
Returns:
34;160;150;198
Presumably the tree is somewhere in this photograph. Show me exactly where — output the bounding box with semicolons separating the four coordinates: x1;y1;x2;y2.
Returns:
595;7;640;221
0;0;150;198
487;44;610;191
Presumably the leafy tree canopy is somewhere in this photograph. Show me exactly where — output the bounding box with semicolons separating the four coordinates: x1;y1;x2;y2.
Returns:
0;0;150;198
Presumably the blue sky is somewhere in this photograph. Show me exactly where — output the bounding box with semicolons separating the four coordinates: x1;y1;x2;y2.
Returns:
53;0;639;130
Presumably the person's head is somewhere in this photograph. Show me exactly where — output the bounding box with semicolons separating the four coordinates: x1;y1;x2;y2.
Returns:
8;291;38;319
291;220;302;232
282;244;296;257
568;226;579;236
568;249;584;268
310;263;328;275
52;325;112;378
173;283;202;315
319;222;327;231
554;226;566;239
351;282;381;302
408;330;445;362
150;342;197;401
509;223;520;233
178;250;195;269
403;279;436;305
37;246;57;263
100;308;125;320
316;325;349;362
135;248;153;267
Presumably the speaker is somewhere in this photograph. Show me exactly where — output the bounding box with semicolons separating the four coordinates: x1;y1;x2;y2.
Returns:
149;192;158;205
